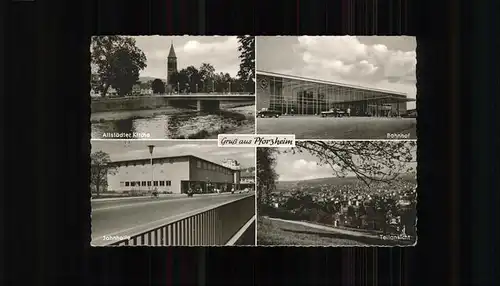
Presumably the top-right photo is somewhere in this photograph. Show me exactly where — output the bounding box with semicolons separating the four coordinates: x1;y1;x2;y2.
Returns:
256;36;417;140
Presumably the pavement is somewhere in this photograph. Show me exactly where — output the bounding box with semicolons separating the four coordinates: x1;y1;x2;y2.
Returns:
264;217;415;246
265;217;381;239
91;192;255;246
256;116;417;139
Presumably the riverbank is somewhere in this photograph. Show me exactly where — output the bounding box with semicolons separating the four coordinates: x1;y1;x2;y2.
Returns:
90;107;189;123
174;105;255;139
91;104;255;139
207;105;255;138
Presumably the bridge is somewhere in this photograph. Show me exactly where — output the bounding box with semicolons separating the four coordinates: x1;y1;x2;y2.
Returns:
91;192;256;246
91;94;255;112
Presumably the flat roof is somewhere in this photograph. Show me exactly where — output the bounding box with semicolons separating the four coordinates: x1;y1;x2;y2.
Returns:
108;155;238;172
330;97;416;104
257;70;408;97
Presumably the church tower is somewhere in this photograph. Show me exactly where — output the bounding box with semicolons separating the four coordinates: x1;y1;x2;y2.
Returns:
166;41;177;85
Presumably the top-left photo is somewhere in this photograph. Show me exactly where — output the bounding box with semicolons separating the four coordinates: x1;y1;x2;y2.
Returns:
91;36;256;139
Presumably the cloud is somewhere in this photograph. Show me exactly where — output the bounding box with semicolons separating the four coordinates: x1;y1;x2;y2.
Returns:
278;158;335;181
183;36;238;55
295;36;416;86
259;36;417;109
132;36;241;79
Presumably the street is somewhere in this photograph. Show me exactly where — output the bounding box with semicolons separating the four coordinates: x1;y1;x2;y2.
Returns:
91;192;254;246
256;116;417;139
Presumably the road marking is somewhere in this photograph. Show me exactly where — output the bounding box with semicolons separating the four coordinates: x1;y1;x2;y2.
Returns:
226;215;256;245
92;193;240;212
91;194;255;245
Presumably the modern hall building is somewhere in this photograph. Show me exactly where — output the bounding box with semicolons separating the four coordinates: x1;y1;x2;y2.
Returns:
106;155;241;194
256;70;416;117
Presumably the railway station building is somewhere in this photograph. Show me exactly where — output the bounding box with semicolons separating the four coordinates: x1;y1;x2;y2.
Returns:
107;155;241;194
256;70;415;117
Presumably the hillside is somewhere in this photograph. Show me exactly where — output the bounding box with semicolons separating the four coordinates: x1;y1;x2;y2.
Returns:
138;76;163;83
276;173;416;191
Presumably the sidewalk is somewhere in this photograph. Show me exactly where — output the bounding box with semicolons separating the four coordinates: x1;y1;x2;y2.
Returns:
265;217;381;239
92;191;251;202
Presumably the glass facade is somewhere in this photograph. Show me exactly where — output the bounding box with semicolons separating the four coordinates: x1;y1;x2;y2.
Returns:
257;73;411;117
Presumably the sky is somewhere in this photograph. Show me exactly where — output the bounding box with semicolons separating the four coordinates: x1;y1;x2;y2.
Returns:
91;140;255;169
257;36;417;109
131;36;241;79
275;142;417;182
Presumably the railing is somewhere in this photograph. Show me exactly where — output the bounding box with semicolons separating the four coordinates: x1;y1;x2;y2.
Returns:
108;194;255;246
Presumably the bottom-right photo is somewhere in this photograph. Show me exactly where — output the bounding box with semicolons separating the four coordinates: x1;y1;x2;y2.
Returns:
257;140;417;247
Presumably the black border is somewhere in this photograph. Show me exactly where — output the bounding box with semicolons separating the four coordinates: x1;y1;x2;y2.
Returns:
4;0;498;285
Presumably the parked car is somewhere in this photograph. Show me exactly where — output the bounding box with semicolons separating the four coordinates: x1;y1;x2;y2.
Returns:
258;109;281;118
402;110;417;118
320;108;346;117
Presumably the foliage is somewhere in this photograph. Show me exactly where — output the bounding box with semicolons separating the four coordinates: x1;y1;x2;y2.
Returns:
168;63;248;94
90;36;147;97
151;79;165;94
236;36;255;93
256;148;280;210
290;141;417;186
90;151;117;197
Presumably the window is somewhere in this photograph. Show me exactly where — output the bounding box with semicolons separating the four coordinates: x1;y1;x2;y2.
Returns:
197;160;202;168
120;182;124;187
160;181;165;186
154;181;158;186
147;181;152;186
125;182;130;187
166;181;171;186
142;181;146;186
131;182;136;187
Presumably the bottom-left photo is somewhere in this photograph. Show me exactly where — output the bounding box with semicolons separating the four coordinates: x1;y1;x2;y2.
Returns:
90;140;256;247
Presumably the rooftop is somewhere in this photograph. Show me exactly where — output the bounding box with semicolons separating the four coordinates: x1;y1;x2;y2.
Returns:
257;70;408;97
168;42;176;58
108;154;239;171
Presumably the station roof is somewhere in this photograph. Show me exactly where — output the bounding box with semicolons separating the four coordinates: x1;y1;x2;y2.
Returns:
332;97;416;104
257;70;408;97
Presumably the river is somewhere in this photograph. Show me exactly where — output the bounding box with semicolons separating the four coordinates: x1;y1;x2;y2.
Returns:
91;104;255;139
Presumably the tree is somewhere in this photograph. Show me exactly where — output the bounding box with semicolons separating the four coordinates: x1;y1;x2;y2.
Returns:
90;151;117;197
289;141;417;186
90;36;147;97
185;66;202;93
170;70;190;93
256;148;280;211
151;79;165;94
236;36;255;93
199;63;216;92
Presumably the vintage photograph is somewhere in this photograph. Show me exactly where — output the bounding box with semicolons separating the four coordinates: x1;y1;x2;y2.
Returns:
257;140;417;246
256;36;417;139
90;140;256;246
91;36;256;139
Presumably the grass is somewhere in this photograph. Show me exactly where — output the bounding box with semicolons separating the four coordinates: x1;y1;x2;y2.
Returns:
257;216;368;246
257;216;415;246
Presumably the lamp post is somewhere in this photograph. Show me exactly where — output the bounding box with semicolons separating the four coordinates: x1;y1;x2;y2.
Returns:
177;82;180;94
228;82;231;94
196;83;198;93
147;145;155;192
